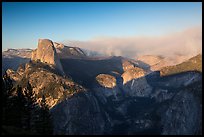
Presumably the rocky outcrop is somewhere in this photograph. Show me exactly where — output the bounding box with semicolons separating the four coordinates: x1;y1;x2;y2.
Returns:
2;40;87;74
6;64;26;82
53;42;86;58
123;77;152;97
121;67;146;84
7;60;86;109
122;60;134;71
50;92;107;135
120;65;153;98
161;81;202;135
94;74;122;100
53;42;65;49
96;74;117;88
6;69;22;82
50;71;202;135
43;59;202;135
31;39;64;75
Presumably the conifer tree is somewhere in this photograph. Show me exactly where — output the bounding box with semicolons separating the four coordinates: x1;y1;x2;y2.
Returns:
3;71;13;95
2;77;7;125
2;71;13;108
5;85;26;128
35;95;53;135
2;73;53;135
23;81;37;131
2;72;16;126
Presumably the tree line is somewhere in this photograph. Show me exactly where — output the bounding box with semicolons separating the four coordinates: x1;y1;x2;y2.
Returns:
2;72;53;135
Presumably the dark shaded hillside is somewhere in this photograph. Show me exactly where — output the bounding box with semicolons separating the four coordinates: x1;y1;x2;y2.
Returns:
146;71;202;89
61;56;151;88
51;70;202;135
60;57;124;88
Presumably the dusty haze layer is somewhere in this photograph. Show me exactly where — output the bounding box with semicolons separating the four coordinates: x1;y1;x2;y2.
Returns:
63;27;202;59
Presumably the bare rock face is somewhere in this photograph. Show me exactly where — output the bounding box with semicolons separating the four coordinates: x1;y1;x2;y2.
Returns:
8;60;86;109
53;42;86;58
96;74;116;88
31;39;64;75
53;42;65;49
122;60;134;71
51;92;106;135
121;67;146;84
32;39;54;64
121;66;152;97
122;75;152;97
161;84;202;135
6;69;22;82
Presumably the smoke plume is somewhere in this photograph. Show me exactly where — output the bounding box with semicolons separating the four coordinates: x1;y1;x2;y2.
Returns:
63;26;202;59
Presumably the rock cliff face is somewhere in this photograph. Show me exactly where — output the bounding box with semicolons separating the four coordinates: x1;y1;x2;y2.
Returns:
120;63;152;98
50;92;107;135
2;41;88;75
53;42;86;58
31;39;64;75
122;60;135;71
161;80;202;135
94;74;123;101
7;60;86;109
6;69;22;82
49;62;202;135
161;91;201;135
50;70;202;135
96;74;117;88
123;76;152;97
122;67;146;84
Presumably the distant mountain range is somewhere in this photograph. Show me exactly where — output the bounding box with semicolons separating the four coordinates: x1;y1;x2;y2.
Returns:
160;54;202;76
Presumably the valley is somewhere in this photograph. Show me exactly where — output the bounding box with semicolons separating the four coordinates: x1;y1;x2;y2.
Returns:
2;39;202;135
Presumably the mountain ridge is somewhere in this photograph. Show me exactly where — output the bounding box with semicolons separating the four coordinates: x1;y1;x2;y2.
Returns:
2;39;202;135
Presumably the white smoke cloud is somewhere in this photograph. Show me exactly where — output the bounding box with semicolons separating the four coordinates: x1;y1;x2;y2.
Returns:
62;26;202;59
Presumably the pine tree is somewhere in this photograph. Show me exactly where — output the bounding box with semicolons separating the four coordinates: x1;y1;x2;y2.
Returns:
2;73;54;135
35;95;53;135
22;81;36;131
2;72;22;129
2;71;13;109
2;77;8;126
4;85;26;128
3;71;13;95
16;85;27;128
2;73;39;134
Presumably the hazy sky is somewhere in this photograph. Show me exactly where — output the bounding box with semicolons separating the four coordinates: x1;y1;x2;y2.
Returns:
68;26;201;58
2;2;202;51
